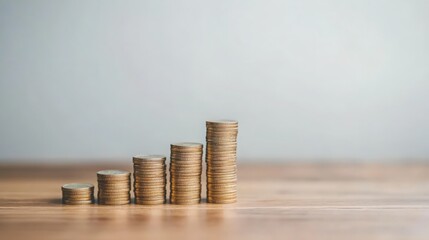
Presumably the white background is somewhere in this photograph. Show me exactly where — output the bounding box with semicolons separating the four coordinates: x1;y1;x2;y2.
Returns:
1;0;428;161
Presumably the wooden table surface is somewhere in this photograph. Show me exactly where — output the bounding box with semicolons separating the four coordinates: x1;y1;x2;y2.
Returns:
1;162;429;240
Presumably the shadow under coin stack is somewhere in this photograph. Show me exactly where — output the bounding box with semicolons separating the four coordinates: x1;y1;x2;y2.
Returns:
61;183;94;205
170;142;203;204
206;120;238;203
133;155;167;205
97;170;131;205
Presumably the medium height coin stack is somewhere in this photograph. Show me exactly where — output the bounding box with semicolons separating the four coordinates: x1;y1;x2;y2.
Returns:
97;170;131;205
206;120;238;203
170;142;203;204
133;155;167;205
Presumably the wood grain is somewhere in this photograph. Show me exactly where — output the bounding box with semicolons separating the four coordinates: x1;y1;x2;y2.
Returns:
1;162;429;240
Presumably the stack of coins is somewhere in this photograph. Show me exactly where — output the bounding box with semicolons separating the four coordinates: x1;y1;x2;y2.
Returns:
61;183;94;205
206;120;238;203
133;155;167;205
170;142;203;204
97;170;131;205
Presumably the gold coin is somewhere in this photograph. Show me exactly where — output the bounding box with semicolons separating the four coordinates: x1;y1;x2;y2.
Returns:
170;183;201;188
134;193;166;198
133;155;166;162
170;156;202;161
206;133;238;139
170;188;201;193
170;163;202;168
135;198;166;202
135;201;166;205
97;169;130;179
170;200;200;205
134;170;166;173
207;198;236;203
98;200;130;205
170;189;201;194
170;178;201;183
134;189;166;193
133;179;166;184
170;168;202;173
171;142;203;150
134;178;166;183
62;191;93;197
206;155;237;160
62;183;94;192
134;192;166;197
207;185;237;191
135;199;165;202
62;200;94;205
133;183;166;188
98;194;130;198
133;163;166;168
62;196;94;202
133;173;166;177
98;185;131;192
98;190;130;195
206;151;237;156
206;170;237;175
207;189;237;194
206;119;238;125
98;191;130;196
97;179;131;184
133;161;166;165
206;170;236;175
133;166;165;171
63;194;94;199
206;145;237;150
135;195;166;200
170;149;202;153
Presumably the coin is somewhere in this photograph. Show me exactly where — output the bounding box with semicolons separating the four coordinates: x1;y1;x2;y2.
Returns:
97;169;131;205
98;200;130;205
132;155;167;205
205;120;238;204
97;170;130;178
169;142;202;204
133;155;166;161
62;199;94;205
61;183;95;205
62;183;94;191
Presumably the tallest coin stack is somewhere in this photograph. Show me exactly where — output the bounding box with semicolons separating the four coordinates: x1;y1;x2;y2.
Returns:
205;120;238;203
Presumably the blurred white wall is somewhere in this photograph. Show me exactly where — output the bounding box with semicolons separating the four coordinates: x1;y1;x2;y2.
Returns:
1;0;429;161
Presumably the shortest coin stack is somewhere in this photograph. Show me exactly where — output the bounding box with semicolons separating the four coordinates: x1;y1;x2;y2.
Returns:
62;183;94;205
133;155;167;205
97;170;131;205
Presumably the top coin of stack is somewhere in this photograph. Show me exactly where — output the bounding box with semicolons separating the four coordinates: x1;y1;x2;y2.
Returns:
206;120;238;204
61;183;94;205
170;142;203;205
133;155;167;205
97;170;131;205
